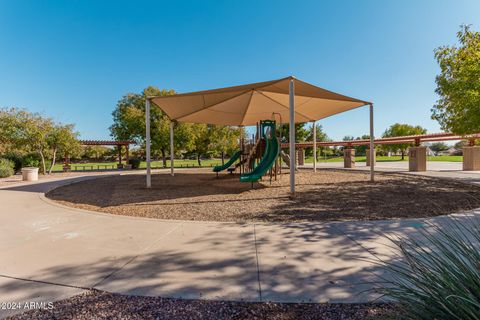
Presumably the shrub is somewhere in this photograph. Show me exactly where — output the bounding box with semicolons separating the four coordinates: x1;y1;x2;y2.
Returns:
128;158;141;169
0;158;15;178
22;153;40;168
3;153;22;173
378;218;480;320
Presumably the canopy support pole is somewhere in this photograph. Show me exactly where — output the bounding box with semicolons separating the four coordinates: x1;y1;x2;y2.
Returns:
239;125;244;174
369;103;375;182
289;78;295;196
312;121;317;172
145;99;151;188
170;121;174;176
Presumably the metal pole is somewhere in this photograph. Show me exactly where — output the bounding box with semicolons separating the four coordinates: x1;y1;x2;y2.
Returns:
145;99;151;188
239;125;244;174
312;120;317;172
170;121;174;176
369;103;375;182
289;78;295;195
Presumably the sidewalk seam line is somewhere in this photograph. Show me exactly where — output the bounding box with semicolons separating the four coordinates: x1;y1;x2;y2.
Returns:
0;274;92;291
253;224;262;301
92;223;183;288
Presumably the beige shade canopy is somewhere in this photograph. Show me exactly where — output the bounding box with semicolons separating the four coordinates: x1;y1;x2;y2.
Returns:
150;76;371;126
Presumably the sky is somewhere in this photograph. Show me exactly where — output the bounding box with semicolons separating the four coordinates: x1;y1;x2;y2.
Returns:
1;0;479;141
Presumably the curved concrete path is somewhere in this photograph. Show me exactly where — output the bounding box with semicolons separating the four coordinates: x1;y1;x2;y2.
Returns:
1;171;478;318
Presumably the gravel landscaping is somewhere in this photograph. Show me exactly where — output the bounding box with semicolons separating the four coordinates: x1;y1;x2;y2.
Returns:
46;168;480;222
7;290;398;320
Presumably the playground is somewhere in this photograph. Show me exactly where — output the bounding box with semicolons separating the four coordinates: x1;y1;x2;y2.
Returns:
44;77;480;223
4;78;480;320
46;168;480;222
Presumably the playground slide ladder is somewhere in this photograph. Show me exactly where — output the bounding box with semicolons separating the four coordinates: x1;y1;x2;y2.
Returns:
240;120;279;185
244;136;263;173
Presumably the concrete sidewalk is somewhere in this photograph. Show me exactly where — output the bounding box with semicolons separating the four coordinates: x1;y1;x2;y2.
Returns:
302;161;480;184
0;171;478;318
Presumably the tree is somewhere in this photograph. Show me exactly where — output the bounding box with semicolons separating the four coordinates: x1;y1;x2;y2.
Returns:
0;108;80;174
305;124;329;158
454;141;466;149
82;145;110;161
279;123;309;143
432;25;480;134
355;135;371;155
110;86;194;167
2;108;53;174
341;135;371;155
429;142;449;153
190;124;211;166
210;126;242;164
46;124;81;174
382;123;427;159
0;108;31;154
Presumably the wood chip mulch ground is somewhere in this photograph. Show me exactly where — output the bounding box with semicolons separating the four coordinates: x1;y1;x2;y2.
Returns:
7;290;398;320
46;168;480;222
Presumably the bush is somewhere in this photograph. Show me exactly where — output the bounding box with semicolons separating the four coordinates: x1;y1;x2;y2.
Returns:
128;158;141;169
3;153;22;173
22;153;40;168
378;218;480;319
0;158;15;178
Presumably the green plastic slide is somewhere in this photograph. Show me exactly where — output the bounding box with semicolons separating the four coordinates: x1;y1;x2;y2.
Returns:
240;121;279;183
213;150;242;172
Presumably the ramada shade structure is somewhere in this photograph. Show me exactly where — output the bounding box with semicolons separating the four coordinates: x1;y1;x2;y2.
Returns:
150;76;370;126
146;76;374;194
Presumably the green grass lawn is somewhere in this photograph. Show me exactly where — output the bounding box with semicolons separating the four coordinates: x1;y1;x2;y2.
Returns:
427;155;463;162
52;159;224;171
53;155;463;171
305;155;463;163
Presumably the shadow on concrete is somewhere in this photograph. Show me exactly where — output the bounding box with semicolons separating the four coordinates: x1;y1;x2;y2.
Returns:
3;210;477;319
0;219;415;307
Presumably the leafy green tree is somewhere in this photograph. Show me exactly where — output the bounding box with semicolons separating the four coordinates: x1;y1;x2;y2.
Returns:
305;124;329;158
190;124;212;166
110;86;194;167
355;135;371;155
454;141;465;149
82;145;110;161
3;108;53;173
0;108;81;174
210;126;242;164
279;123;309;143
340;135;371;155
171;122;195;157
382;123;427;159
432;25;480;134
47;124;81;174
429;142;449;153
0;108;30;154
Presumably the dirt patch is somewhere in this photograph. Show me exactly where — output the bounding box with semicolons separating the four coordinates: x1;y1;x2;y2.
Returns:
7;290;397;320
46;168;480;222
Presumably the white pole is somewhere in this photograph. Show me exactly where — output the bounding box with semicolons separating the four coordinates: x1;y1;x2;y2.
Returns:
312;120;317;173
289;78;295;195
145;99;151;188
369;103;375;182
170;121;174;176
